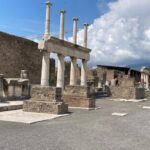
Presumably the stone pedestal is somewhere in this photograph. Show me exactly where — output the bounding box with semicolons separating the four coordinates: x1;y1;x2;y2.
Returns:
63;85;95;108
23;85;68;114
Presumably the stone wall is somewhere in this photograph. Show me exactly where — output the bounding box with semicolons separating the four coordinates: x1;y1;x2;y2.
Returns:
110;77;145;99
0;31;42;84
23;85;68;114
63;85;95;108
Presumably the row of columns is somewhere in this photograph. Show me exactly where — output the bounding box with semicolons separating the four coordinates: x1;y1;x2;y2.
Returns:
41;52;87;88
41;1;89;88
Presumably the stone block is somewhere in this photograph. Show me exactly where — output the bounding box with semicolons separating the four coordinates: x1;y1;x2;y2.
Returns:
23;101;68;114
23;86;68;114
110;87;145;99
31;85;62;102
63;85;95;108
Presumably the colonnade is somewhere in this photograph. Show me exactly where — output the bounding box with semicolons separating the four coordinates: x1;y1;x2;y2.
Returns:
40;1;89;88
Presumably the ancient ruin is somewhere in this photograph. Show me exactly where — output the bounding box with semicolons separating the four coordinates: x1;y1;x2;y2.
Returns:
0;71;30;102
0;1;149;115
23;1;95;114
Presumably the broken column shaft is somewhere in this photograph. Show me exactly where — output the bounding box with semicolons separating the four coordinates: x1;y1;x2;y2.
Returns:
44;1;52;39
59;10;66;40
83;24;89;48
73;17;79;44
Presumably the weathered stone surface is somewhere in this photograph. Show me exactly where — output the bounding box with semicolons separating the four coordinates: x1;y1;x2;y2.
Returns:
4;78;30;100
31;85;62;102
64;85;93;97
63;85;95;108
23;86;68;114
23;101;68;114
0;75;4;101
0;32;42;84
63;95;95;108
110;77;145;99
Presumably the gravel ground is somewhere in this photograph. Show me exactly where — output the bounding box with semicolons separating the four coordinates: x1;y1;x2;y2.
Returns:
0;98;150;150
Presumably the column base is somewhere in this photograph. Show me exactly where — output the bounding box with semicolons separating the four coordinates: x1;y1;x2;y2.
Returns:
23;85;68;114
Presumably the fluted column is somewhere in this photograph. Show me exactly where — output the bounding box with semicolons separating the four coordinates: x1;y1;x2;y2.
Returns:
83;24;89;48
81;59;87;86
70;57;77;85
73;17;79;44
56;54;65;89
44;1;52;39
41;52;50;86
59;10;66;40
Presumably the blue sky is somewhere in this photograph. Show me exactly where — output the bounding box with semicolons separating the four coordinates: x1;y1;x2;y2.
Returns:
1;0;149;67
0;0;114;38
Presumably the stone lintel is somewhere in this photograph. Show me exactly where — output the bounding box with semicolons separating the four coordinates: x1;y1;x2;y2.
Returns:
38;36;91;60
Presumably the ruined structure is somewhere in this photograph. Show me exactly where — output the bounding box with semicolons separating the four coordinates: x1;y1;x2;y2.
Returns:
0;32;42;84
0;71;30;101
94;65;145;99
110;77;145;99
23;1;95;114
141;66;150;89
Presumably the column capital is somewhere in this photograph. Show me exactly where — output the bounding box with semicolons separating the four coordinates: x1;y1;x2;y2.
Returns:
46;1;52;6
73;17;79;21
84;23;89;27
60;10;66;14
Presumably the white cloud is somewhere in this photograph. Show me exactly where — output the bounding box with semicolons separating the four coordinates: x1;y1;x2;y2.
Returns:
76;0;150;66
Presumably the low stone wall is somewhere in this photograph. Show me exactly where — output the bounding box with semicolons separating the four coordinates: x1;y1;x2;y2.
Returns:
23;86;68;114
63;86;95;108
110;77;145;99
4;78;30;100
110;87;145;99
0;75;30;101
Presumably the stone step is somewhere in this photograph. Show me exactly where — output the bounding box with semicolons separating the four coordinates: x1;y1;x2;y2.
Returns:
0;101;23;112
0;104;23;112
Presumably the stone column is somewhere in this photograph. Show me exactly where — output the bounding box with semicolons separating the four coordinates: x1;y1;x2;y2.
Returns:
98;81;102;88
73;17;79;44
81;59;87;86
41;52;50;86
44;1;52;39
70;57;77;85
143;74;146;86
57;54;65;89
83;24;89;48
59;10;66;40
146;74;149;89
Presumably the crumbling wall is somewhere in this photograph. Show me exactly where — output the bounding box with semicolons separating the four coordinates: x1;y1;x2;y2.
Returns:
110;77;145;99
0;32;42;84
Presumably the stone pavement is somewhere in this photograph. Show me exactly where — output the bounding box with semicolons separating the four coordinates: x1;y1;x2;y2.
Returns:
0;110;68;124
0;101;23;111
0;98;150;150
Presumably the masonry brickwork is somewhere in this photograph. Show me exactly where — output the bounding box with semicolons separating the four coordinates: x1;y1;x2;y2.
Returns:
110;77;145;99
63;85;95;108
0;32;42;84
